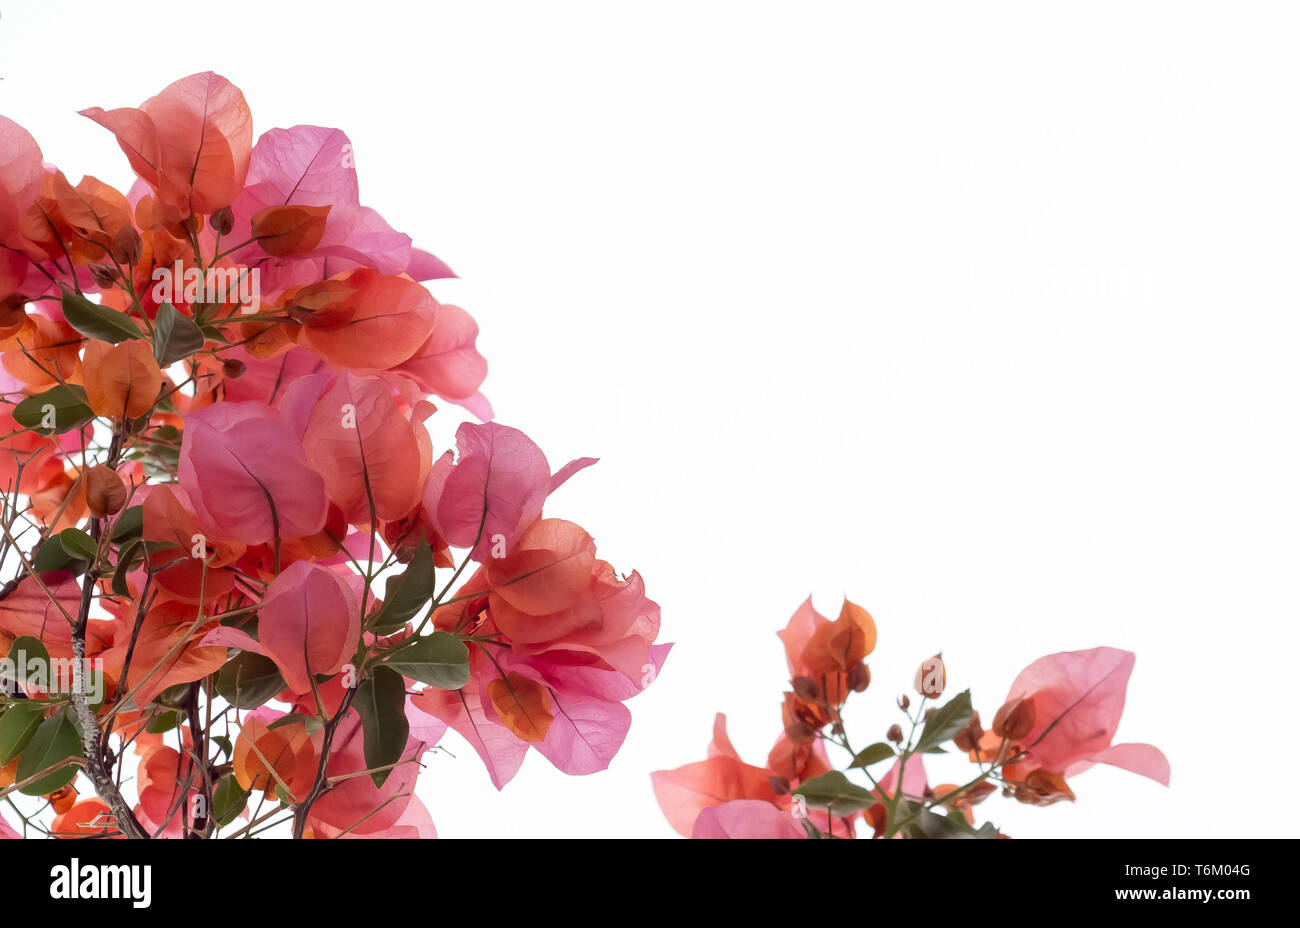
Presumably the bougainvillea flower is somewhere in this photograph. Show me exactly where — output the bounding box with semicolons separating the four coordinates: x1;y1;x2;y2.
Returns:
779;596;875;675
411;676;529;790
140;484;242;603
0;71;666;841
651;714;779;837
98;600;227;708
291;372;425;525
999;647;1169;787
229;124;449;282
430;422;595;561
485;518;597;618
296;268;437;371
178;401;328;545
0;573;81;658
82;338;164;419
232;709;318;801
692;799;805;839
800;599;876;676
2;314;81;387
390;303;490;417
135;743;201;837
257;561;360;694
0;115;47;252
306;713;422;836
81;72;252;219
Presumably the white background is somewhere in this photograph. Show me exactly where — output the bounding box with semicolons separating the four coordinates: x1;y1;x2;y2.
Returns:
4;1;1297;837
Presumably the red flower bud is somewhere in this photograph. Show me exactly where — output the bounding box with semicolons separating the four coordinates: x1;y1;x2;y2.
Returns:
85;465;127;518
111;224;142;266
209;206;235;237
992;696;1036;742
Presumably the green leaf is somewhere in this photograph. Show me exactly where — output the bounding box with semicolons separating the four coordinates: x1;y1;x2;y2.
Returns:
57;528;97;561
198;323;230;344
381;632;470;690
267;712;323;734
110;505;144;542
2;637;50;689
12;384;94;436
61;290;143;343
31;537;86;574
212;774;249;827
914;689;973;755
145;709;183;734
152;302;206;366
354;666;409;787
149;424;183;443
214;652;285;709
110;540;142;598
793;770;877;815
16;708;81;795
0;703;47;765
901;802;988;839
849;741;896;768
211;735;233;761
368;539;434;632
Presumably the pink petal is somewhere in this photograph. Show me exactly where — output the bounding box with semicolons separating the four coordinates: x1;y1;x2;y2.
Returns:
692;799;804;839
258;561;360;694
179;402;329;545
1078;742;1171;787
878;756;928;801
410;681;528;790
651;753;776;837
406;248;456;280
391;303;488;409
533;692;631;776
197;626;265;655
299;373;423;524
1007;647;1139;774
434;422;554;561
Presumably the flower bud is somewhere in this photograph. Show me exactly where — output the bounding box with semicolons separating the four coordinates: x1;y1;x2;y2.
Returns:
111;224;142;266
85;465;127;518
209;206;235;236
791;675;820;703
992;696;1036;742
953;711;984;752
914;653;946;697
847;661;870;692
783;692;827;743
886;723;904;744
1013;770;1075;806
221;358;246;379
89;264;120;289
897;694;910;710
784;720;816;743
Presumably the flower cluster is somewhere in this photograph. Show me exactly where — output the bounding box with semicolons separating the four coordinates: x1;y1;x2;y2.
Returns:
652;598;1167;838
0;73;665;839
